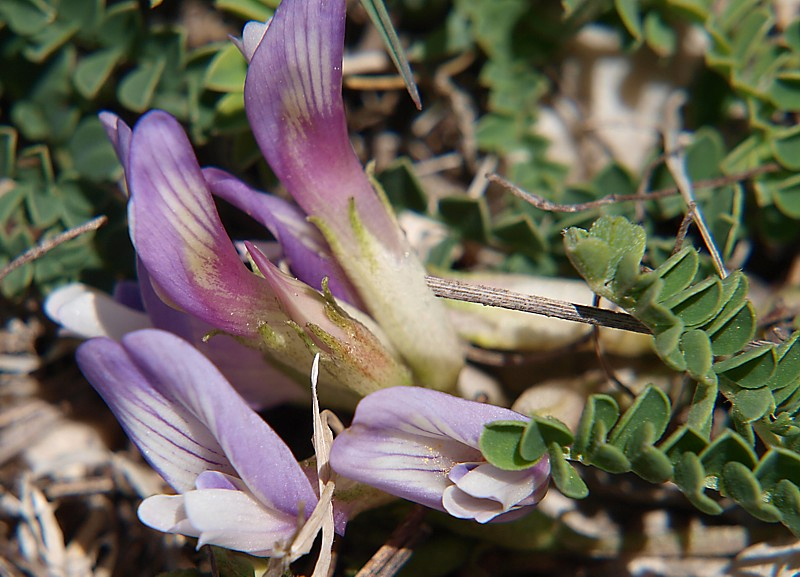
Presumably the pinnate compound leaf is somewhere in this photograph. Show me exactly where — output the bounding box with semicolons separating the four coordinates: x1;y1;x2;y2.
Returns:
548;443;588;499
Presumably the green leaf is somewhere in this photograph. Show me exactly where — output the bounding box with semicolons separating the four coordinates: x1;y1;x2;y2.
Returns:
686;378;718;439
614;0;642;40
654;322;687;371
771;125;800;171
23;20;80;63
655;247;698;300
438;196;490;242
492;214;546;257
532;415;574;447
673;451;723;515
700;430;758;476
204;43;248;93
772;173;800;218
118;59;166;113
772;480;800;536
214;0;274;21
706;302;756;356
644;11;677;56
608;386;671;453
480;420;533;471
754;448;800;490
715;345;776;389
519;421;547;463
573;394;619;456
74;49;122;99
68;117;122;182
0;0;54;36
377;157;428;213
589;441;631;473
721;461;781;522
770;73;800;112
659;426;708;461
0;127;17;179
768;331;800;390
547;443;588;499
359;0;421;109
730;386;774;423
662;277;723;328
681;329;713;382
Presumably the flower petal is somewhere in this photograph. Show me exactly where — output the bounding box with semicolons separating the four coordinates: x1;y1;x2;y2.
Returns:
245;0;399;250
184;488;298;556
127;110;275;337
138;494;200;536
45;283;151;340
330;387;528;512
203;167;360;305
77;336;235;492
120;329;318;518
233;20;271;62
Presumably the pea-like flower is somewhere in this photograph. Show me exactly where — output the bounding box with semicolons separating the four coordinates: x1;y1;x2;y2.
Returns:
77;329;339;568
330;387;550;523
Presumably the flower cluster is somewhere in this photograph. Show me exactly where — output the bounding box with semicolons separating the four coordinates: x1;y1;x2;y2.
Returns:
47;0;551;568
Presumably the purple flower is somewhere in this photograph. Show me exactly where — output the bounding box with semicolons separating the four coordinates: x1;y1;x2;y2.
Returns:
244;0;464;391
330;387;550;523
101;109;411;398
77;329;339;562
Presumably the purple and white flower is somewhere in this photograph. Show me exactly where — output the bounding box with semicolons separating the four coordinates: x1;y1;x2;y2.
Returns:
77;329;340;564
330;387;550;523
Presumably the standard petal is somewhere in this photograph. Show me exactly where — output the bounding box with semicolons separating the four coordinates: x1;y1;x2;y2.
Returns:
203;167;360;305
121;330;318;519
45;283;151;340
184;488;298;556
330;387;528;512
77;336;235;493
233;20;271;62
245;0;399;250
128;110;276;337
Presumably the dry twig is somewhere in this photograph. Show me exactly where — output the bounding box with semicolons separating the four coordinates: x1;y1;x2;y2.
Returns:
0;216;108;285
426;275;649;334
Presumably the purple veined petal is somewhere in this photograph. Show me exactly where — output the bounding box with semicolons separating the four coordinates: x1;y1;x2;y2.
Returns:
99;111;132;176
121;330;318;519
137;262;307;409
184;488;299;556
330;387;529;512
232;20;271;62
45;283;151;340
203;167;361;306
244;0;401;253
128;110;276;337
76;336;235;493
